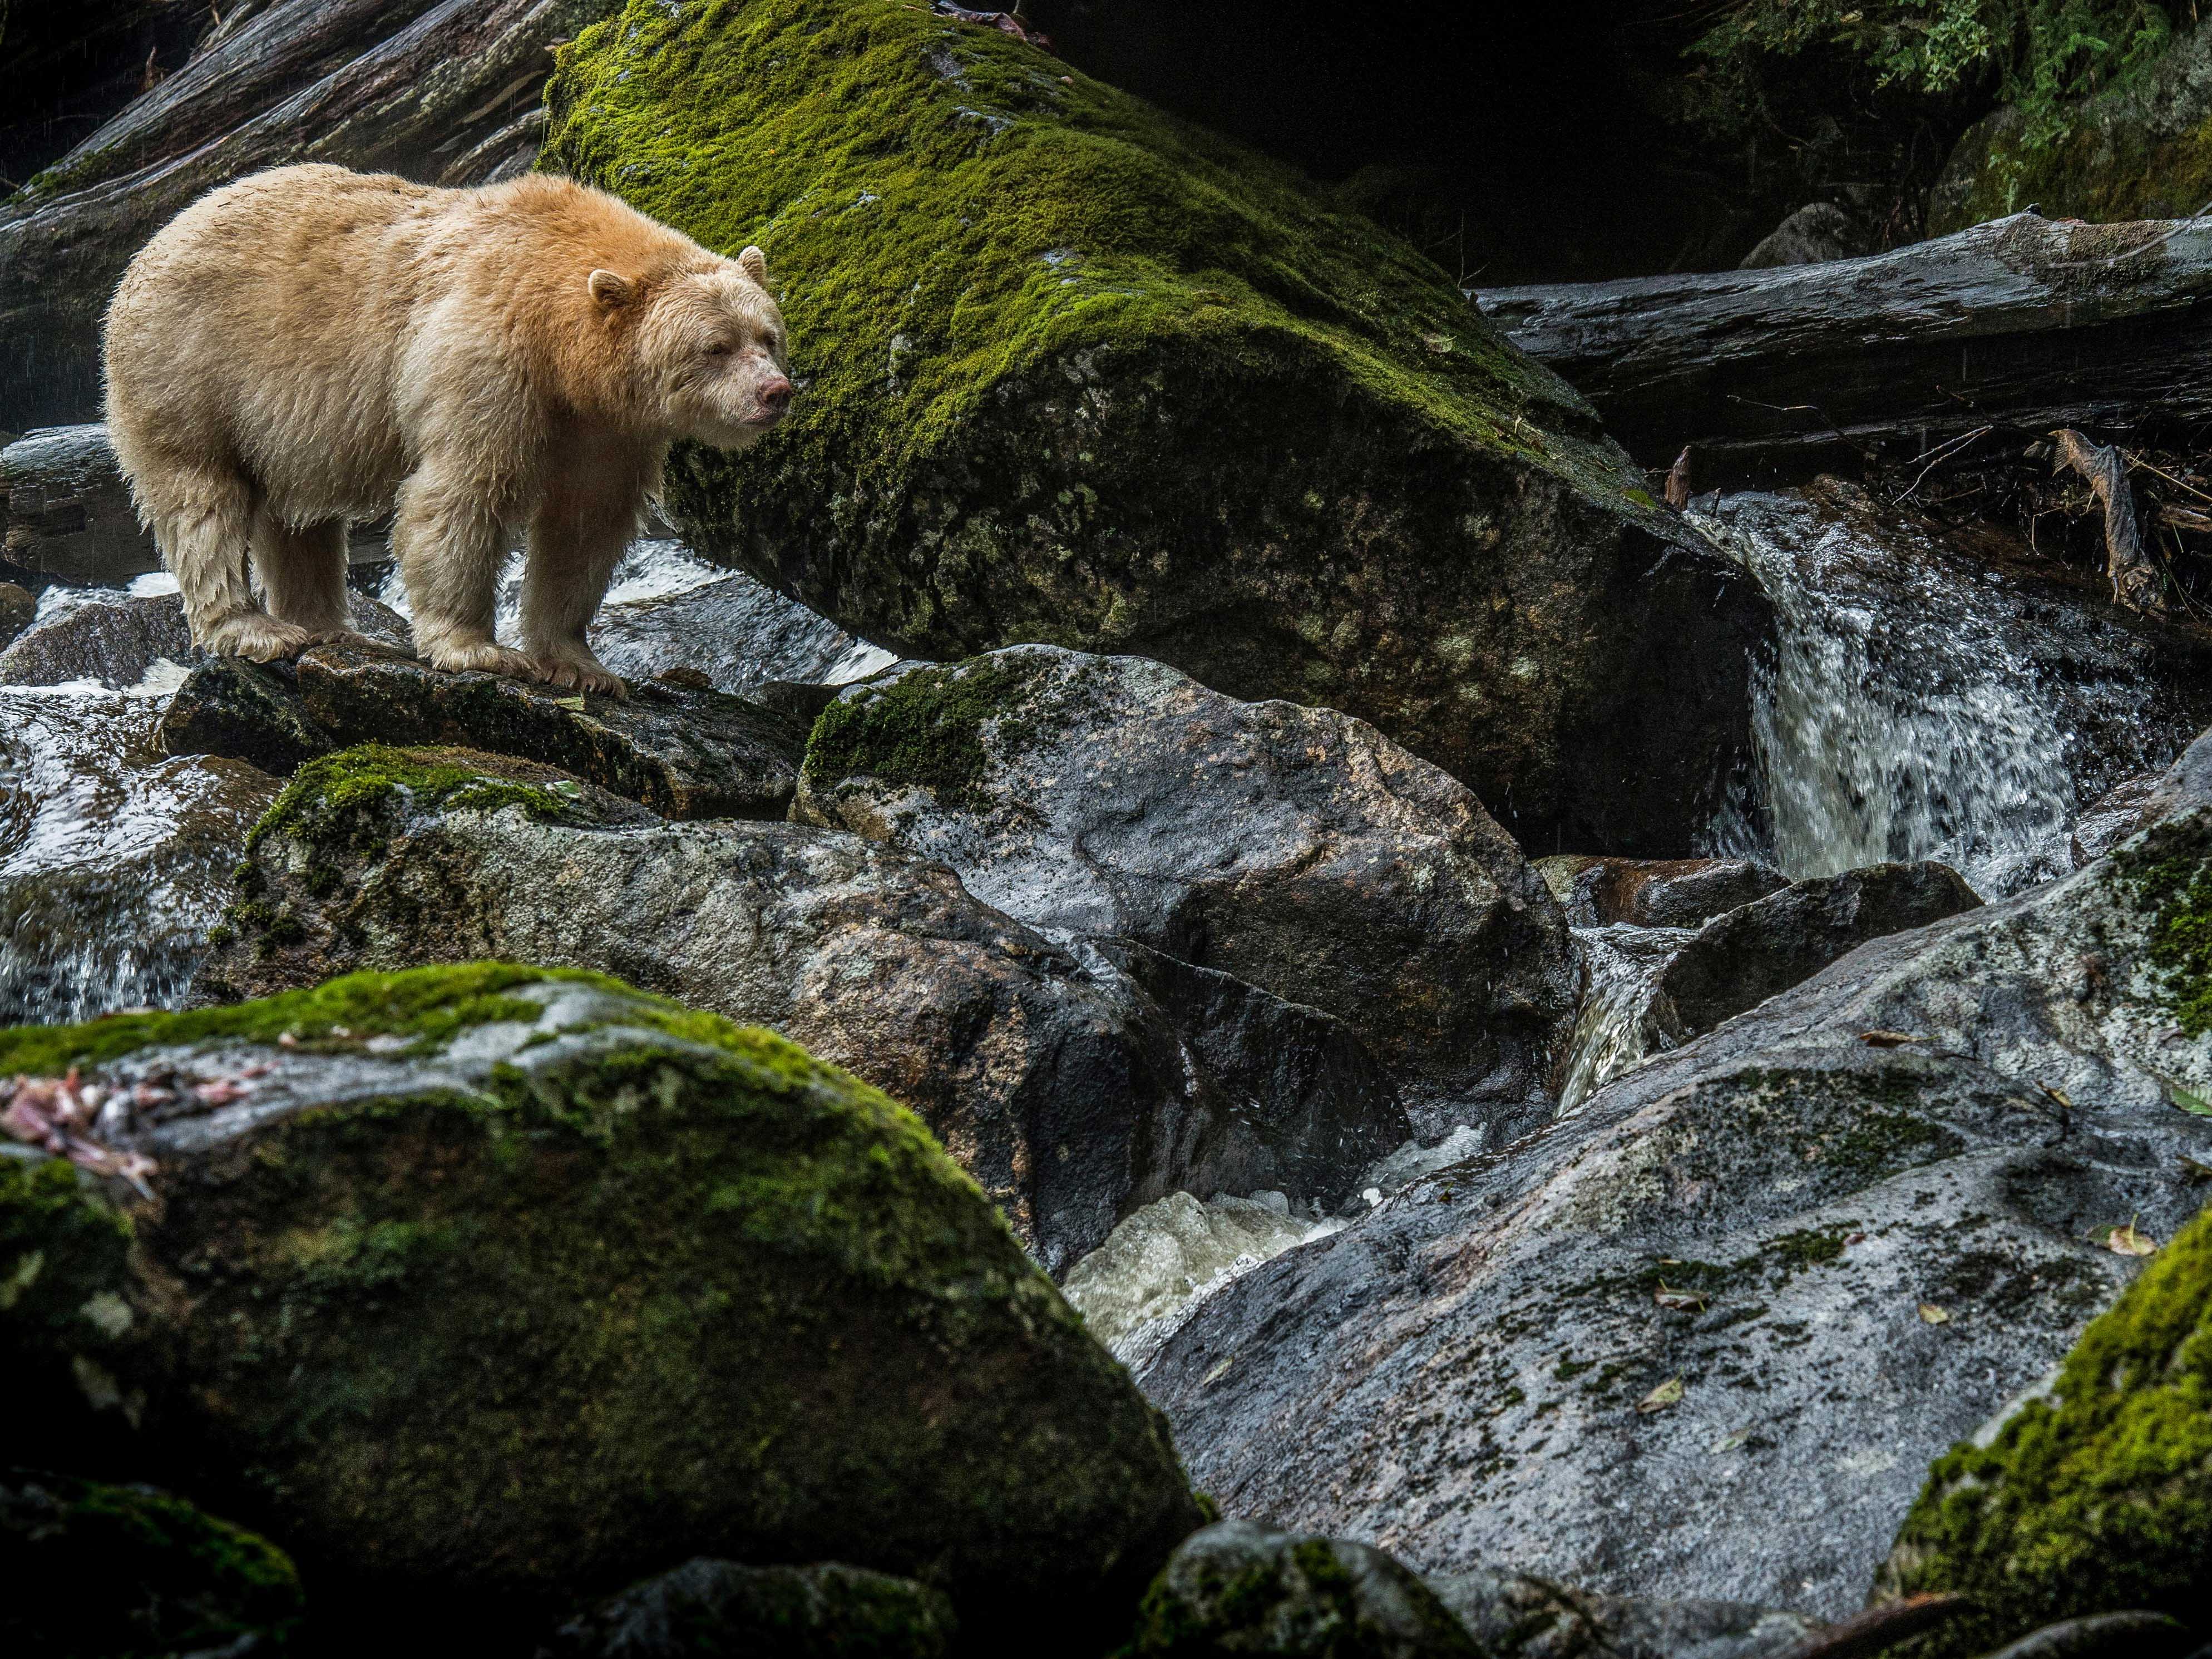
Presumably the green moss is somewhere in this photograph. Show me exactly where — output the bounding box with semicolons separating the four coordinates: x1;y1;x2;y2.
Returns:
0;962;639;1075
0;961;1201;1635
1879;1201;2212;1653
2111;812;2212;1036
248;743;591;858
0;1471;304;1657
544;0;1601;485
802;653;1060;802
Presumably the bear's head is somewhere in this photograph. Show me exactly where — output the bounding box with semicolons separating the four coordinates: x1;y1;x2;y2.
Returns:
594;245;793;448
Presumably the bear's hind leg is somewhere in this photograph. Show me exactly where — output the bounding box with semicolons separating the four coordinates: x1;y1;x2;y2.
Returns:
393;466;537;680
154;465;312;661
253;514;362;644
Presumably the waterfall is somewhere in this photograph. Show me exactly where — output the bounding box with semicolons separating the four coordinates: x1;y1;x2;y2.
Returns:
1693;487;2169;898
1555;923;1696;1113
0;688;275;1025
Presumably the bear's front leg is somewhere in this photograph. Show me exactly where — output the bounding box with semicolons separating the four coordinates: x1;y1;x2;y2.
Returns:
519;486;635;698
393;465;541;681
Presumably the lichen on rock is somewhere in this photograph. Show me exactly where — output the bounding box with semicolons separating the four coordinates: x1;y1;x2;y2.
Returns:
541;0;1767;854
1877;1200;2212;1653
0;963;1204;1648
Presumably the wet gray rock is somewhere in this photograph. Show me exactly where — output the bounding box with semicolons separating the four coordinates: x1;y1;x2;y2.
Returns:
1;0;620;427
297;641;809;819
546;1558;957;1659
1651;861;1984;1039
0;688;278;1023
1139;803;2212;1619
1537;855;1788;930
2070;725;2212;867
198;745;1219;1273
1738;201;1877;269
0;426;147;581
1427;1565;1816;1658
0;590;191;688
587;569;894;698
1127;1520;1478;1658
1094;941;1411;1213
159;656;337;774
796;648;1579;1143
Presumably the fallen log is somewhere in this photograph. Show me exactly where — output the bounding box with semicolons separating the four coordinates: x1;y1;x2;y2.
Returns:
0;0;608;429
1476;213;2212;475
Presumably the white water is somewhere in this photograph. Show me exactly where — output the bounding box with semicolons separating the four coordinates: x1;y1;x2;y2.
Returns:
1555;923;1697;1113
1695;491;2079;898
1061;1191;1346;1369
0;688;276;1024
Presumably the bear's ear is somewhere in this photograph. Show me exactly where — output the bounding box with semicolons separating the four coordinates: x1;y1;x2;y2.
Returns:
738;245;769;287
587;269;635;309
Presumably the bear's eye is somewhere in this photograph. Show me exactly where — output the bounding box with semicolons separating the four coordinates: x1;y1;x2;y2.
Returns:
703;340;733;358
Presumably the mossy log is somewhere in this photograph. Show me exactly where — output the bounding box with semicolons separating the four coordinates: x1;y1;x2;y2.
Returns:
541;0;1767;857
1479;213;2212;475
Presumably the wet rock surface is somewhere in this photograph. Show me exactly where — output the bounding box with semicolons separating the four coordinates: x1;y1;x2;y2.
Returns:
295;641;808;818
1537;855;1789;930
545;0;1770;857
198;745;1216;1272
1427;1565;1816;1659
1652;860;1985;1039
586;567;896;697
0;589;190;689
0;425;150;581
547;1558;957;1659
796;648;1579;1142
159;655;340;775
0;965;1204;1646
1140;804;2212;1618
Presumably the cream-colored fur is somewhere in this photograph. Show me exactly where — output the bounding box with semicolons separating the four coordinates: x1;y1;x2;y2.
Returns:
103;164;793;692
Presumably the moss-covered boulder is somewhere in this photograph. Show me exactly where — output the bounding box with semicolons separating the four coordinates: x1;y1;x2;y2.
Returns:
1932;18;2212;232
540;0;1768;856
1875;1201;2212;1653
0;1468;303;1658
0;964;1204;1650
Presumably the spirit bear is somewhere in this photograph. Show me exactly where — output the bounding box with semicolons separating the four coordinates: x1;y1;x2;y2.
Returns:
103;164;793;693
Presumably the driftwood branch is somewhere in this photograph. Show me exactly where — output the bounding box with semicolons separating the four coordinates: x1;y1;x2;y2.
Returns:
1478;214;2212;473
1774;1594;1963;1659
2050;428;2162;612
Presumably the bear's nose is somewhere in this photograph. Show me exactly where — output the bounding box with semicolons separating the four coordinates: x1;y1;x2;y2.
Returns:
759;377;793;417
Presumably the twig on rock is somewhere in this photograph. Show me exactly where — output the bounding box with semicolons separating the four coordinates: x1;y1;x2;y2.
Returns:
2051;429;2162;613
1774;1594;1964;1659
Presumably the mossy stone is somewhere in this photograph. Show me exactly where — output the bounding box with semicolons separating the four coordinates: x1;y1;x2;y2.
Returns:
0;964;1203;1652
541;0;1762;853
1876;1202;2212;1653
0;1469;304;1658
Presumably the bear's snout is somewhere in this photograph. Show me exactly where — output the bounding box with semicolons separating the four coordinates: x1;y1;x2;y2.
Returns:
757;376;794;421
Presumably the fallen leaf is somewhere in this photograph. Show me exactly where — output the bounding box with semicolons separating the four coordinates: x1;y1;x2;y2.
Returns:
2180;1155;2212;1185
2166;1080;2212;1118
1844;1232;1867;1246
555;695;586;712
1711;1426;1751;1454
1664;447;1693;510
1653;1281;1707;1313
1860;1030;1928;1047
2106;1218;2159;1257
1918;1302;1951;1325
1636;1375;1685;1415
2038;1082;2074;1109
1199;1356;1235;1388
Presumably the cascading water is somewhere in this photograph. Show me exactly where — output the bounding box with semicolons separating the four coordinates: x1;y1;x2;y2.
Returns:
0;687;276;1024
1693;483;2209;898
1554;923;1696;1113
